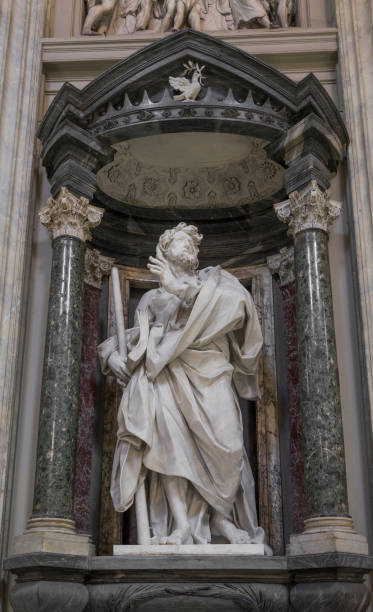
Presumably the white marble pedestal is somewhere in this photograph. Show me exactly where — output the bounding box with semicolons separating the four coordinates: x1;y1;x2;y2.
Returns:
114;544;265;556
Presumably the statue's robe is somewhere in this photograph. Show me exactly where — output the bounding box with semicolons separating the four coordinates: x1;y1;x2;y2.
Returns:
215;0;267;28
98;266;265;544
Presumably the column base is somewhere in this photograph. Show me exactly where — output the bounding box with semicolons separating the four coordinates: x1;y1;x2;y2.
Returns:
288;517;369;555
13;517;95;556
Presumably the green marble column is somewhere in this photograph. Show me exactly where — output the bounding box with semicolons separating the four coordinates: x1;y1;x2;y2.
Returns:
32;235;85;520
30;188;104;531
275;181;350;525
294;228;348;518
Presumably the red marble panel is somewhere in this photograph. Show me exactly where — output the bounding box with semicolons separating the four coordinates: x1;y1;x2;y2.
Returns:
281;280;307;533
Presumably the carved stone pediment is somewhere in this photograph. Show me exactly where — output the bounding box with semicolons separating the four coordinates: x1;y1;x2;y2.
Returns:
39;31;348;151
38;31;349;268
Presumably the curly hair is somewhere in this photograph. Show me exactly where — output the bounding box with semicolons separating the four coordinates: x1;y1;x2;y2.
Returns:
157;223;203;270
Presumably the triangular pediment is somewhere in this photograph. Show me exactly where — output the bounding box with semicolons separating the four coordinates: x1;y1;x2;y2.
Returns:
39;30;348;147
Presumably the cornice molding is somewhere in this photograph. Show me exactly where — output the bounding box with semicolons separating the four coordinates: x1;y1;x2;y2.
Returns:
41;28;338;75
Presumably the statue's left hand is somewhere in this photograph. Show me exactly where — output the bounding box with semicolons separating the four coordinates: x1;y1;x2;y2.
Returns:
108;350;130;383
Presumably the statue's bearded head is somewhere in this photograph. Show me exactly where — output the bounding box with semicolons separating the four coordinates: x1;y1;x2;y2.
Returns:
157;223;203;271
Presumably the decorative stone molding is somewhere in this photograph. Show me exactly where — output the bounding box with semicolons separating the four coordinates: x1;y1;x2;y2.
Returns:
267;247;294;286
84;248;115;288
274;181;342;237
39;187;104;242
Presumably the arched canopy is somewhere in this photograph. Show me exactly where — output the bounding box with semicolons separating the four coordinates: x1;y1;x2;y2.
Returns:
38;30;348;267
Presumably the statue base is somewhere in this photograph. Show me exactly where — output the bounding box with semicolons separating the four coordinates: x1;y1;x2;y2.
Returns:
113;543;265;556
5;551;373;611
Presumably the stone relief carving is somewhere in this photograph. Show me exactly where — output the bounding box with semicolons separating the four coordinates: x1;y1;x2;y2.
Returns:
97;139;283;209
82;0;295;35
267;246;294;285
274;181;342;237
169;61;205;101
85;248;115;288
98;223;271;550
93;582;289;611
39;187;104;242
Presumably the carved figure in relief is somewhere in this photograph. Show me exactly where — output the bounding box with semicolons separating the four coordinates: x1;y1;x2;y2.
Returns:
228;0;270;29
82;0;118;34
98;223;269;549
169;62;205;101
120;0;154;33
271;0;295;27
158;0;202;32
82;0;294;33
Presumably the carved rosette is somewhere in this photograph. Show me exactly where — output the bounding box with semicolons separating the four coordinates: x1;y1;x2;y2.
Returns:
267;246;294;285
84;248;115;289
274;181;342;238
39;187;104;242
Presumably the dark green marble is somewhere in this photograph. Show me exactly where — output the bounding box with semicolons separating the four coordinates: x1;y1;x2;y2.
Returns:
294;229;348;518
32;236;85;520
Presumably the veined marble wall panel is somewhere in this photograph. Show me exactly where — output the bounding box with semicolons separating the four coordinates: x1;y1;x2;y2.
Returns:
328;176;371;550
0;0;45;605
335;0;373;551
6;173;52;547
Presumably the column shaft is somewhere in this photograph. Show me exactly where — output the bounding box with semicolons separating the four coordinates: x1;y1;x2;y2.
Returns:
280;281;306;533
294;229;348;517
32;236;85;520
74;282;101;533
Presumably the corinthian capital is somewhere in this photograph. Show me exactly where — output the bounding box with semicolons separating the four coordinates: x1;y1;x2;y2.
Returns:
267;246;294;285
85;248;115;288
39;187;104;242
274;181;342;238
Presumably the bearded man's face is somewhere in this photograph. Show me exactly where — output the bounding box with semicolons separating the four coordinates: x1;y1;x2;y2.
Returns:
166;231;198;270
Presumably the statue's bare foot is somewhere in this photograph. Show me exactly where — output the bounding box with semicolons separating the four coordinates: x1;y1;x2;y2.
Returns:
193;534;209;544
264;543;273;556
150;534;162;544
160;525;192;545
211;514;251;544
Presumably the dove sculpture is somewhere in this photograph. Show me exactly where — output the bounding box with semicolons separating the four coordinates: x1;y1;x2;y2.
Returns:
169;61;205;102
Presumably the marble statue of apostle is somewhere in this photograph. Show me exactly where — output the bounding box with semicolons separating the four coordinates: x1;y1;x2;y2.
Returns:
98;223;268;548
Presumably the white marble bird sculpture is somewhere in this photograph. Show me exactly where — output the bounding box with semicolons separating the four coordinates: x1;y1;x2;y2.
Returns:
169;62;205;102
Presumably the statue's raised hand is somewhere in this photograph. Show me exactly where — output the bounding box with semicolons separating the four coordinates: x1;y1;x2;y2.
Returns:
147;251;182;296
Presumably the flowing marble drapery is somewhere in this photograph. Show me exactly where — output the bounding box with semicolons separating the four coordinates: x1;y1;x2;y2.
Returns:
99;266;265;544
